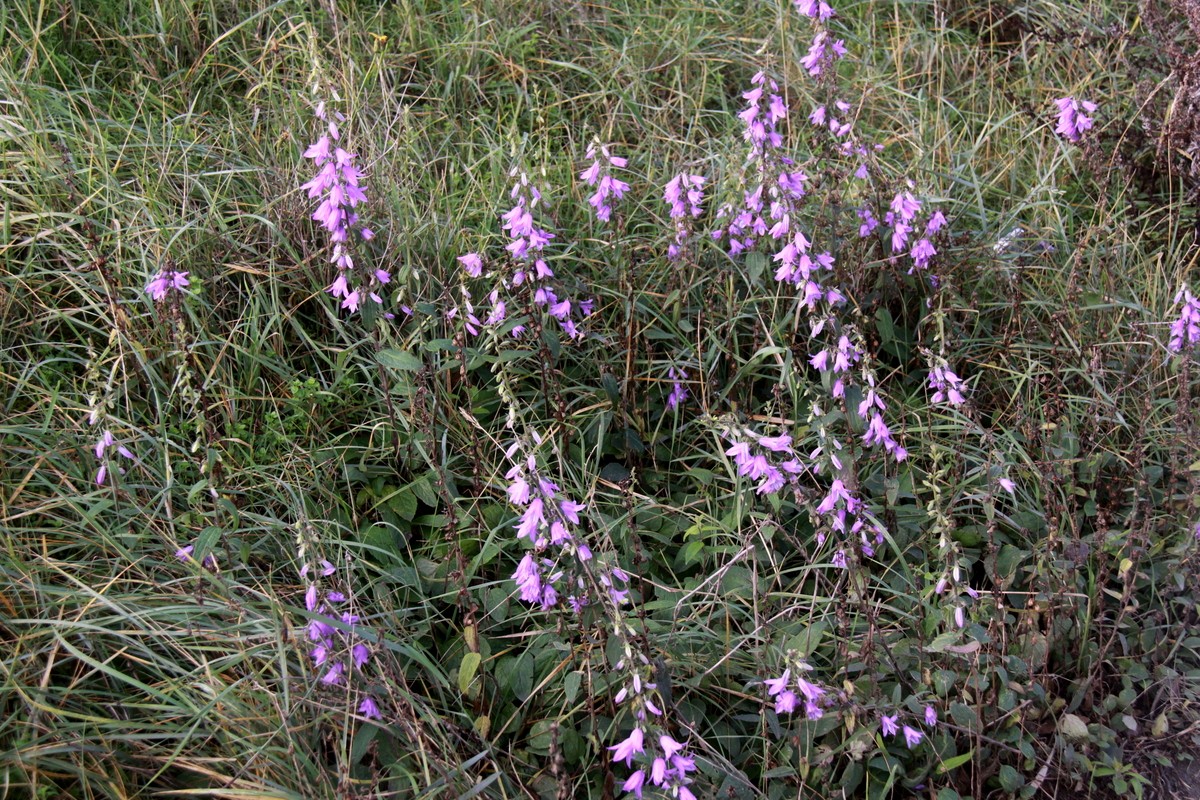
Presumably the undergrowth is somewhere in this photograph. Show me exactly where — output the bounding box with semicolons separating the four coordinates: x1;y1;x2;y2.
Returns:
1;0;1198;798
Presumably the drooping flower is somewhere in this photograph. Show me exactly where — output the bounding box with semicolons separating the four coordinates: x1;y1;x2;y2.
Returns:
1054;96;1097;143
902;724;924;748
302;100;387;313
1168;286;1200;352
359;695;382;720
608;727;645;767
145;270;190;302
580;143;629;223
666;367;688;410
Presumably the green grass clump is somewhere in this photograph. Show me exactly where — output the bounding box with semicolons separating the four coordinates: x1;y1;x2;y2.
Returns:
2;0;1198;798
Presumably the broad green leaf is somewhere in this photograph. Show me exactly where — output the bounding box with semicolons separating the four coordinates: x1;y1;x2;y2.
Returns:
378;348;424;371
458;652;481;694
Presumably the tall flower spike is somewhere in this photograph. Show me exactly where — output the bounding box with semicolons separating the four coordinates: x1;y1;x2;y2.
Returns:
301;100;387;314
1168;286;1200;352
580;143;629;223
663;173;706;259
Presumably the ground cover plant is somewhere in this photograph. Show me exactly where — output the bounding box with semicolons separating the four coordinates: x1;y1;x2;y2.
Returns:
2;0;1199;797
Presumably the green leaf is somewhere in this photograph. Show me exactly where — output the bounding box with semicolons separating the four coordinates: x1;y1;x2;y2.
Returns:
378;349;424;371
950;702;980;731
409;474;439;507
936;749;974;774
745;251;768;284
875;307;895;347
1058;712;1089;740
194;525;221;561
785;620;827;658
999;764;1024;792
564;670;582;704
387;488;418;521
925;630;961;653
600;462;631;483
458;652;481;694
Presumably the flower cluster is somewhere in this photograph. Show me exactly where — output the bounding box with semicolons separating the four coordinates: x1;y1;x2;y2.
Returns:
933;562;980;629
145;269;189;302
809;326;906;461
811;474;887;565
301;100;385;314
91;426;133;486
579;143;629;223
502;170;554;284
301;558;381;720
1168;286;1200;353
501;172;595;339
794;0;835;20
927;358;968;406
714;72;813;259
862;189;946;275
1054;96;1097;143
505;438;631;612
772;231;841;310
175;542;217;569
454;254;510;335
663;173;705;260
665;366;688;410
764;663;831;719
723;426;807;495
879;711;925;749
799;29;847;77
609;652;698;800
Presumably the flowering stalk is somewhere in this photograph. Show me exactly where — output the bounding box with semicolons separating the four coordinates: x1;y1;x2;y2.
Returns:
301;98;386;314
91;425;134;486
1168;286;1200;353
579;142;629;223
291;517;381;720
663;173;705;260
665;366;688;411
501;434;699;798
460;169;594;341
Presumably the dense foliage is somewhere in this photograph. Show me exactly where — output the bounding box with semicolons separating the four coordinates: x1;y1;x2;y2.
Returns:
2;0;1198;798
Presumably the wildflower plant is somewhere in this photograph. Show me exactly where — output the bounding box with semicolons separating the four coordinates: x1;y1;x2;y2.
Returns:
301;96;385;313
9;0;1200;797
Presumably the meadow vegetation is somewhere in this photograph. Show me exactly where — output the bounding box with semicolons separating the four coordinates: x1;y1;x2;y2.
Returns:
2;0;1199;797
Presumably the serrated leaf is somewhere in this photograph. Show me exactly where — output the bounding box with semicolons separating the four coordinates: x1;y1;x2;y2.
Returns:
458;652;481;694
387;488;418;521
409;475;439;507
378;348;424;371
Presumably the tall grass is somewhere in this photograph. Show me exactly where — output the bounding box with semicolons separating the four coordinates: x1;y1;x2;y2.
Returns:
2;0;1197;798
